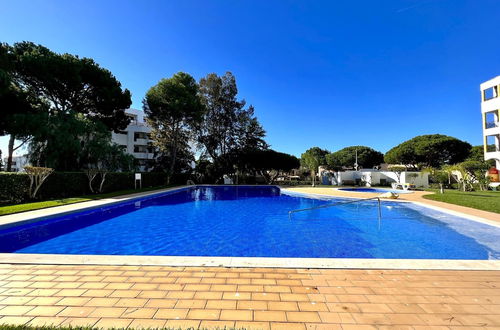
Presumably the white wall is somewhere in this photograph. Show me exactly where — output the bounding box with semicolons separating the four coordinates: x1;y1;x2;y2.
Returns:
323;170;429;188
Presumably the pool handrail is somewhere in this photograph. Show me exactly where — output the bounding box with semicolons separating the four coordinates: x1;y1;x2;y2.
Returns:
288;196;382;223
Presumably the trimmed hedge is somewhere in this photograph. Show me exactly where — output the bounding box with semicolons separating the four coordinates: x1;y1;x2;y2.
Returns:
0;171;169;204
0;172;30;204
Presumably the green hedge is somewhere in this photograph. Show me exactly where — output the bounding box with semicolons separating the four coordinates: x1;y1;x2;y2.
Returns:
0;172;30;204
0;171;169;204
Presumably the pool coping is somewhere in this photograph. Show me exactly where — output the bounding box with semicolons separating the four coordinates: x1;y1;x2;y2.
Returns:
1;185;499;271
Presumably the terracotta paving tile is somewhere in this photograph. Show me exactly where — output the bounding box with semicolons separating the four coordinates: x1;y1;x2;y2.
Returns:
200;320;236;328
222;291;252;300
286;311;321;323
54;289;86;297
305;323;342;329
55;297;91;306
57;306;96;318
186;308;220;320
136;290;166;299
252;292;280;301
93;317;133;328
154;308;189;319
194;291;223;300
0;296;34;305
121;307;157;318
205;299;237;309
175;299;207;308
114;298;148;308
128;318;166;329
341;325;377;330
254;310;287;322
271;322;307;329
144;299;177;308
84;297;119;307
24;297;62;306
88;306;127;318
263;285;291;293
164;319;201;329
297;301;328;312
109;289;141;298
0;305;36;315
219;309;253;321
0;316;33;325
26;316;65;327
104;282;133;290
166;290;195;299
25;306;66;317
58;317;99;327
237;300;268;310
236;321;270;329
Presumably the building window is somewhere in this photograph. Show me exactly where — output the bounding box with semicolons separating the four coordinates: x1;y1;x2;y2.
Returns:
483;86;498;101
134;145;149;153
134;132;148;141
486;135;499;153
485;111;499;129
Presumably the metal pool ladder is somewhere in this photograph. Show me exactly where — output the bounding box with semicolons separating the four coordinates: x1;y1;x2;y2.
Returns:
288;196;383;225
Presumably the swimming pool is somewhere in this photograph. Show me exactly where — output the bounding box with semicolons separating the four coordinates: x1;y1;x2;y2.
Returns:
1;186;499;259
338;187;413;194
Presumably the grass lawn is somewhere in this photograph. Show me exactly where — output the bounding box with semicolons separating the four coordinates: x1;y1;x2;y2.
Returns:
0;186;173;216
423;189;500;214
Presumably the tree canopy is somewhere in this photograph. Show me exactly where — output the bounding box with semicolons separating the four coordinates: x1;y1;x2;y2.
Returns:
10;42;132;131
326;146;383;170
300;147;329;186
384;134;471;168
1;42;133;171
240;149;300;184
144;72;204;182
196;72;267;179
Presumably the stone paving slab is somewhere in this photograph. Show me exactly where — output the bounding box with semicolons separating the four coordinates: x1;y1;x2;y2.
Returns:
0;264;499;329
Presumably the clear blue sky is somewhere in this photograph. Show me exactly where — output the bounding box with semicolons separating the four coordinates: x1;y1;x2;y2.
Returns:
1;0;499;157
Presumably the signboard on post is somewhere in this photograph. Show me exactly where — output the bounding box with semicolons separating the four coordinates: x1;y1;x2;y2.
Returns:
135;173;142;189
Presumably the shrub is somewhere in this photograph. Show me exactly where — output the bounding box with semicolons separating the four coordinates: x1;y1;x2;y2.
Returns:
0;173;29;204
0;171;169;204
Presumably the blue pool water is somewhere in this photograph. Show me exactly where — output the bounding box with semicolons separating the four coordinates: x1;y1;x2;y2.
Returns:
338;187;413;194
1;186;499;259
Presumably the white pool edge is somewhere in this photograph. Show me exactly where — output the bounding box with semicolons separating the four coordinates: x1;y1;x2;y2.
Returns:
0;185;499;270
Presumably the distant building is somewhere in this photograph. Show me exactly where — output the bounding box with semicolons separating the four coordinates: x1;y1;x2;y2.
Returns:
2;155;29;172
111;108;156;172
481;76;500;168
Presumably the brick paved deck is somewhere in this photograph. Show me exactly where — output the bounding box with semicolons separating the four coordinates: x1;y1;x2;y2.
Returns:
0;264;499;329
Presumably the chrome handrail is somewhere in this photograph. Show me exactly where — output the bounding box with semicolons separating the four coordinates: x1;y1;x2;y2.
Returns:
288;196;382;223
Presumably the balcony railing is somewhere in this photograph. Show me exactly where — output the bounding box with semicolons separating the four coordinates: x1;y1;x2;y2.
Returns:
486;145;500;153
486;122;499;129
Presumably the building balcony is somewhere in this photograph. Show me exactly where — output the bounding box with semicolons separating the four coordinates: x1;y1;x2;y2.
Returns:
485;124;500;136
485;150;500;162
133;138;150;145
132;152;155;160
481;97;500;112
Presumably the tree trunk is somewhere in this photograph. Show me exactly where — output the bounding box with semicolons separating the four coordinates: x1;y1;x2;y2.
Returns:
439;183;444;194
312;170;316;187
98;172;107;193
7;135;14;172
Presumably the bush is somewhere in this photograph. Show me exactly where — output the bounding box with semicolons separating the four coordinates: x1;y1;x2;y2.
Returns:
0;171;169;204
0;172;29;204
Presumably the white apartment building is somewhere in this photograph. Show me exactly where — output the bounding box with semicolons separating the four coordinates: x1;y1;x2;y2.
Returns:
111;108;156;171
2;155;29;172
481;76;500;169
